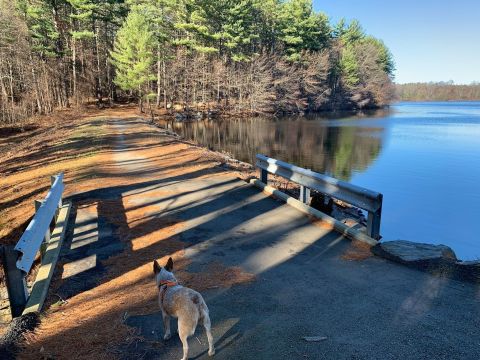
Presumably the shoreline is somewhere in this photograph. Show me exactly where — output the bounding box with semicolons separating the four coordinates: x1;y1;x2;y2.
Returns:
393;99;480;103
149;115;480;282
149;116;369;227
147;102;393;122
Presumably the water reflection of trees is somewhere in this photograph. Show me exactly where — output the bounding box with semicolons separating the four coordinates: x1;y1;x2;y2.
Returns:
167;116;385;180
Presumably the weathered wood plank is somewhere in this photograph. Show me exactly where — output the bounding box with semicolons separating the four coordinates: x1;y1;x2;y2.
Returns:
22;202;71;315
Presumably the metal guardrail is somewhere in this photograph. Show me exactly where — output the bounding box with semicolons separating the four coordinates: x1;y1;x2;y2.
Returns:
1;173;64;317
255;154;383;240
15;174;64;273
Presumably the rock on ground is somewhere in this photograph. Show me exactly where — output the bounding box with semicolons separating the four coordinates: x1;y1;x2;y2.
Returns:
373;240;480;282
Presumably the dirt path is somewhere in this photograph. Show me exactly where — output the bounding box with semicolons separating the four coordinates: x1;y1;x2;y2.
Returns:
6;115;480;360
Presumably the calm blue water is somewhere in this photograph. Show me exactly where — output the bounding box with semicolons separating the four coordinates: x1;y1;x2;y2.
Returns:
171;102;480;260
349;102;480;260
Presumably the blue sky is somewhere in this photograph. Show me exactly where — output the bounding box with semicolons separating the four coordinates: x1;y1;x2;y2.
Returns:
313;0;480;84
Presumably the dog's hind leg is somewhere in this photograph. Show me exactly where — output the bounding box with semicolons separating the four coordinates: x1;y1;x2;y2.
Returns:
203;313;215;356
178;320;193;360
162;310;171;340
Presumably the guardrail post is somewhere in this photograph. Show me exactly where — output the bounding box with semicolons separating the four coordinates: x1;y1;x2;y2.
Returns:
299;186;310;204
367;208;382;240
1;245;28;317
260;168;268;184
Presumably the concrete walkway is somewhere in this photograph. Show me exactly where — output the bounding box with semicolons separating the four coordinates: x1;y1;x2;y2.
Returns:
58;119;480;359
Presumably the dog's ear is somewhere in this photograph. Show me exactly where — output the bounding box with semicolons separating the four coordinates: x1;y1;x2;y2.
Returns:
153;260;161;274
165;257;173;272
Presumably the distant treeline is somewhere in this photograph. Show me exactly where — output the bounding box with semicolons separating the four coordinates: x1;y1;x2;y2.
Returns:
0;0;395;124
396;82;480;101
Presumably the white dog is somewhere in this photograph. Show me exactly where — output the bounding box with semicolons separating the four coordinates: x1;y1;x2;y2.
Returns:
153;257;215;360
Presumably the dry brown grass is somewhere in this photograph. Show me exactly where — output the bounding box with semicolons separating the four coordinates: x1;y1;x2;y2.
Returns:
181;262;256;292
311;218;335;230
340;240;373;261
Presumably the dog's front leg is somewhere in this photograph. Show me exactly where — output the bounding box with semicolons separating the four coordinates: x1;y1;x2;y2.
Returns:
162;311;171;340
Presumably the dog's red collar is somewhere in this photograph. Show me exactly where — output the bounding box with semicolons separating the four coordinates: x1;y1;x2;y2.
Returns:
159;281;178;306
158;280;178;289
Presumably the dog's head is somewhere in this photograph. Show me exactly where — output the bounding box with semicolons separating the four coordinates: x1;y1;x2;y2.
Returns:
153;257;177;287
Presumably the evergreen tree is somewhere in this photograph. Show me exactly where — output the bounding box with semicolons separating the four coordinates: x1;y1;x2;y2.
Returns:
221;0;260;62
339;44;359;88
253;0;281;51
110;7;155;110
278;0;330;62
363;36;395;76
68;0;96;40
128;0;178;107
174;0;221;54
16;0;60;58
341;19;364;45
332;18;347;39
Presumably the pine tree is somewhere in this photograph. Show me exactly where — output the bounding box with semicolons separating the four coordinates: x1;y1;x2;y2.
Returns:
253;0;281;51
341;19;364;45
110;7;155;110
221;0;260;62
68;0;96;40
128;0;179;107
339;44;359;88
278;0;331;62
16;0;60;58
68;0;96;100
174;0;221;54
1;0;397;122
363;36;395;76
332;18;346;39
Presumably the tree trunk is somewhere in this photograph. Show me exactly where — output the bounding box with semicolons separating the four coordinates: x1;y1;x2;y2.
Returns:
162;60;167;109
93;21;102;106
0;73;9;123
7;62;15;110
30;55;42;114
156;46;161;107
184;55;188;105
138;86;143;112
72;37;77;104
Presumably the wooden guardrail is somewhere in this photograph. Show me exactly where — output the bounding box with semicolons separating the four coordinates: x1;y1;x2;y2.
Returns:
1;173;71;317
255;154;383;240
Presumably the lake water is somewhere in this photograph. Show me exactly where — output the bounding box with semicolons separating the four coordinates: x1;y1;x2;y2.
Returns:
167;102;480;260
